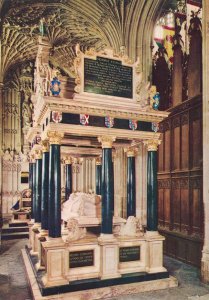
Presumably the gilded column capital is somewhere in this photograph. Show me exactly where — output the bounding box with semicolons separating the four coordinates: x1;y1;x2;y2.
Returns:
47;131;64;145
35;149;42;159
96;157;102;165
143;139;161;151
98;136;116;148
42;140;49;152
124;147;138;157
65;157;72;165
29;153;36;163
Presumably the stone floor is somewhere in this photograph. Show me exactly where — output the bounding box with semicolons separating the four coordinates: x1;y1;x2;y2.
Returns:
1;239;209;300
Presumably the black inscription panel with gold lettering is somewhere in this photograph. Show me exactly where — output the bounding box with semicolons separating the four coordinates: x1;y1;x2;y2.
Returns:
69;250;94;268
119;246;140;263
84;56;133;98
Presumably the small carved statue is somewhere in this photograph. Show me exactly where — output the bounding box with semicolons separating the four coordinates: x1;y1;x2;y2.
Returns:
22;97;32;128
149;85;160;110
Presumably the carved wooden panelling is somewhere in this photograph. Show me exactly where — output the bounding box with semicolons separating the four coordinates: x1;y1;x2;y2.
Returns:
164;189;171;229
181;123;189;169
172;188;181;231
158;189;164;227
158;96;203;267
158;138;164;172
191;119;202;169
173;126;181;170
180;188;189;233
164;130;171;171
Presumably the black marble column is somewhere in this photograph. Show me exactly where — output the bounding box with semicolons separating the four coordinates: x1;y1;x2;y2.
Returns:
65;159;72;201
146;141;159;231
48;132;63;238
35;151;42;224
29;160;34;219
99;136;115;234
126;150;136;218
95;158;102;195
31;157;36;220
41;141;49;230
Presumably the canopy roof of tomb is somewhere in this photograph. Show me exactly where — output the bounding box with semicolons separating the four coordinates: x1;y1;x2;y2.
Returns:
33;94;169;128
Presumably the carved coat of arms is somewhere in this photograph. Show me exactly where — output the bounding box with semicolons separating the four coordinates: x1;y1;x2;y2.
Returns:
129;120;138;130
105;116;114;128
52;111;62;123
80;114;89;126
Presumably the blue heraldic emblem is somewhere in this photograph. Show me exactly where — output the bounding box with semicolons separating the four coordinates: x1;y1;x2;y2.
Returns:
105;116;114;128
129;120;137;130
50;77;61;96
152;92;160;110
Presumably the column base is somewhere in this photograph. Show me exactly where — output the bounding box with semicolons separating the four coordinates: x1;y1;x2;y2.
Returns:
41;237;69;287
201;246;209;283
98;234;121;280
30;223;41;255
28;219;35;248
35;230;49;271
145;231;167;274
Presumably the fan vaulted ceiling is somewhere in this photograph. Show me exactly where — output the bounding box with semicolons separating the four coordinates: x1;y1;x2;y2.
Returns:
0;0;171;82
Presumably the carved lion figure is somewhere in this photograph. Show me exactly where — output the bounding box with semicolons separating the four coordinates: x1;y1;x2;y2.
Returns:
66;218;86;242
118;216;139;237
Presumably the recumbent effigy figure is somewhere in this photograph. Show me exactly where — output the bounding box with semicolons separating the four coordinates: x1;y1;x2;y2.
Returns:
61;192;101;241
61;192;101;222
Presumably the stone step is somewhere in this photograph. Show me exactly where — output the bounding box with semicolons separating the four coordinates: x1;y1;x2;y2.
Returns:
9;222;28;228
1;232;29;240
2;226;29;233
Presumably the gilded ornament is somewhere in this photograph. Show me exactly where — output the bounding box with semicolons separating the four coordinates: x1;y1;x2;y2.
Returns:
35;149;42;159
143;139;161;151
98;136;116;148
29;153;36;163
47;131;64;145
124;147;138;157
65;157;72;165
96;157;102;165
42;140;49;152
